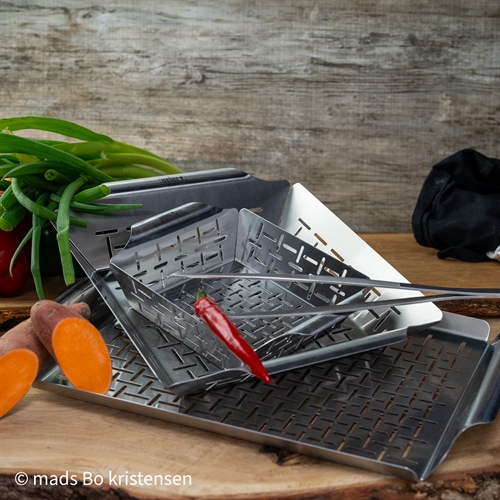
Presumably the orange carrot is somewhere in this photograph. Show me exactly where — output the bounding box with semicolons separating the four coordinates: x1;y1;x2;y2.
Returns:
51;317;112;394
0;349;39;418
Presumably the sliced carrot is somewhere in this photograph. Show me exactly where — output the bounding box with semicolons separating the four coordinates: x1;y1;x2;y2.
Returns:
52;317;112;394
0;349;39;418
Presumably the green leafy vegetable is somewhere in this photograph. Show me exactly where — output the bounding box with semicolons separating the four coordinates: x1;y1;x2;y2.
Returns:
0;116;182;298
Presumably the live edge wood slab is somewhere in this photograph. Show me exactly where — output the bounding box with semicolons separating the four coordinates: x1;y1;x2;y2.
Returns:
1;234;500;500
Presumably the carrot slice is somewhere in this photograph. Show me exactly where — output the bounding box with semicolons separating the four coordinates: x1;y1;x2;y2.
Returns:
0;349;39;418
52;317;112;394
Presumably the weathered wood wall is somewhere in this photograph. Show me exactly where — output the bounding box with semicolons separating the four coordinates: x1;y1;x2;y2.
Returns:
1;1;499;231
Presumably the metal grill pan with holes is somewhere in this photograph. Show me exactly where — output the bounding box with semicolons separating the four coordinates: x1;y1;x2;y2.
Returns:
109;202;372;391
34;170;498;480
67;172;443;395
36;278;500;481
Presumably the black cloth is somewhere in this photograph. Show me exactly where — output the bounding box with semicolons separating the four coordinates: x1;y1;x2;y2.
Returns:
412;149;500;262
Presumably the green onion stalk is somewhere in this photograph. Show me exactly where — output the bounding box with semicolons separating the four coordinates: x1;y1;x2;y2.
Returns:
0;116;183;298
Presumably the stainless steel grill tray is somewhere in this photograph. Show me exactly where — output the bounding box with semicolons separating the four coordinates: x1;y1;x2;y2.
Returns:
68;170;443;394
68;169;292;272
109;202;371;386
36;279;500;481
38;170;498;480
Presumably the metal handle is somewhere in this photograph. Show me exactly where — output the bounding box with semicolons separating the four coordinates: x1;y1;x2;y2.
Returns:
126;203;223;247
227;293;494;319
106;168;248;194
171;272;500;298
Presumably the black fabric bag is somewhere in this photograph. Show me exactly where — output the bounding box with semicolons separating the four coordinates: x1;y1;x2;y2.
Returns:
412;149;500;262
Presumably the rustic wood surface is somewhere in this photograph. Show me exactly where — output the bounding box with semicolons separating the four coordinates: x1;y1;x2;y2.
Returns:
1;1;499;231
1;233;500;500
0;275;73;329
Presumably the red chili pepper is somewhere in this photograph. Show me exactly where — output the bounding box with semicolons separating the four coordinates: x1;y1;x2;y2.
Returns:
194;292;272;384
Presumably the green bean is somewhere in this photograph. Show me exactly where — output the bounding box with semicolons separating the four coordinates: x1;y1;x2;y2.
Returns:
0;165;16;177
0;155;16;165
21;162;84;181
98;165;160;179
1;160;83;184
9;226;33;276
31;216;44;298
0;185;17;213
54;140;167;162
52;141;121;160
9;192;50;297
56;176;86;285
0;184;17;212
16;174;61;194
1;161;54;180
29;193;53;298
35;139;67;146
1;116;183;299
50;185;66;207
10;178;87;228
1;161;79;184
14;152;39;164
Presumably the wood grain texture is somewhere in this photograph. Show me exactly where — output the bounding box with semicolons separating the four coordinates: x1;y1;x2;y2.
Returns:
436;298;500;317
0;276;79;328
1;1;499;232
2;387;500;500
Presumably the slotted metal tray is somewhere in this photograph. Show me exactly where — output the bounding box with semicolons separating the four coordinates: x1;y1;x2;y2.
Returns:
67;170;443;394
34;169;500;480
108;202;372;390
35;278;500;481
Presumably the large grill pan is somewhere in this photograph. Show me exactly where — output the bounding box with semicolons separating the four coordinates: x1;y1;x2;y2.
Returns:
35;278;499;481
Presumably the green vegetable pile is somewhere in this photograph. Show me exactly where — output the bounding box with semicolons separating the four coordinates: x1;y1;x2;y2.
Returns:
0;116;182;299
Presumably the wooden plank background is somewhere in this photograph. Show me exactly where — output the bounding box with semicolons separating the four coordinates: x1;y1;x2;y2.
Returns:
1;0;499;231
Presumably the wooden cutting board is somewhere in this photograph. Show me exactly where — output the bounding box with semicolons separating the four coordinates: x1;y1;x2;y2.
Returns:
1;234;500;500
